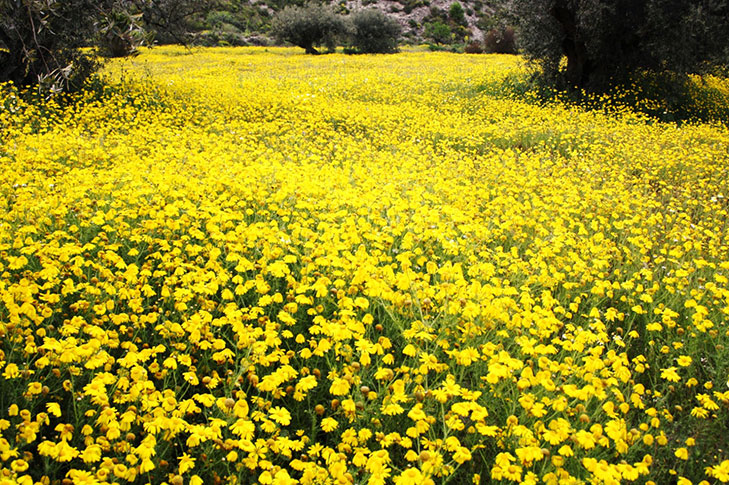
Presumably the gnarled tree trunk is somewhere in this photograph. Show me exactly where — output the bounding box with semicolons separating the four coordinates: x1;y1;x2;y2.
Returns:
550;4;593;89
302;43;320;55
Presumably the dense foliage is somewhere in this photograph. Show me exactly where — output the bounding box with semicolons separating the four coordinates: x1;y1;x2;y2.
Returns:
424;21;452;45
1;46;729;485
96;7;149;58
0;0;216;90
349;9;402;54
270;4;347;54
422;3;472;46
509;0;729;90
130;0;219;45
271;4;401;55
0;0;115;90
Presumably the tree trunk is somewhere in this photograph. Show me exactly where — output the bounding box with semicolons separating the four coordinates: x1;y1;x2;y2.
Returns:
0;28;23;84
550;4;593;89
563;36;591;88
302;43;320;55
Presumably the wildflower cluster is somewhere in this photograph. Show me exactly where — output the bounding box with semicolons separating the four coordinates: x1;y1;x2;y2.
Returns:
1;47;728;485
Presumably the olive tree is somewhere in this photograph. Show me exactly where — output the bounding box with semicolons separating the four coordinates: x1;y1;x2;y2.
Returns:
0;0;118;90
350;9;401;54
509;0;729;90
130;0;218;44
271;3;347;54
0;0;218;91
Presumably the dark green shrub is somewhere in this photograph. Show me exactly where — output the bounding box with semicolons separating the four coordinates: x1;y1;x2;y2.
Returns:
207;11;244;30
449;2;466;26
350;9;401;54
271;3;347;54
429;6;445;18
424;21;451;45
449;42;466;53
195;30;250;47
451;24;470;42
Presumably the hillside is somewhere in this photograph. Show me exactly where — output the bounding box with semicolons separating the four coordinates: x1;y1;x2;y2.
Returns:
196;0;498;46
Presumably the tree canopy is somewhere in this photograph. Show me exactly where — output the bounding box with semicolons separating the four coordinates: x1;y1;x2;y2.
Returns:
270;3;347;55
509;0;729;90
0;0;115;90
0;0;216;91
350;9;402;54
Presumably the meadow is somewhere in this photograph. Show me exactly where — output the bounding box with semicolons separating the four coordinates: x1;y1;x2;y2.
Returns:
1;46;729;485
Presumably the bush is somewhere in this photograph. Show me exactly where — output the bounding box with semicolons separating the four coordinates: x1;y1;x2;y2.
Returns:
449;2;466;26
424;21;451;45
464;40;484;54
194;30;250;47
206;11;246;31
271;3;347;54
483;26;516;54
349;9;401;54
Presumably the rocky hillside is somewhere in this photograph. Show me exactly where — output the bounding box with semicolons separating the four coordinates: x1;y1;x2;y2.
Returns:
342;0;495;41
198;0;498;46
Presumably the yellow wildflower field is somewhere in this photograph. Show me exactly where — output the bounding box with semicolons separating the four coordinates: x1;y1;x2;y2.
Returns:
1;46;729;485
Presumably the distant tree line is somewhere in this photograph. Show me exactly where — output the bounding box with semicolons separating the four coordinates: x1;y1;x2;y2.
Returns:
271;4;401;55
